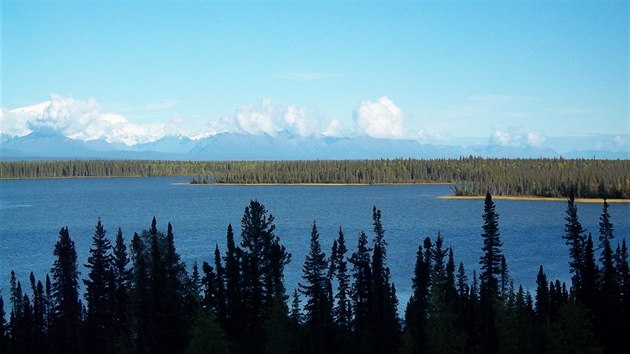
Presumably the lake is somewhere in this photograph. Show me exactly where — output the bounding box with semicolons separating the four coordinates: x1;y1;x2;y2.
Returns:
1;177;628;311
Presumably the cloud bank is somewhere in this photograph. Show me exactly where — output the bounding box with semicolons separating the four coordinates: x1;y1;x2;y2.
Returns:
354;96;405;139
490;127;546;148
1;94;169;145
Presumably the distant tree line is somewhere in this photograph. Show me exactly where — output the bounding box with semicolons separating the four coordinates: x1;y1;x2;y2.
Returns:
1;196;629;353
2;157;629;198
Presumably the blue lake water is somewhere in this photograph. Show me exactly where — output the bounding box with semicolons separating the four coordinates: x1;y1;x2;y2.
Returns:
1;177;628;310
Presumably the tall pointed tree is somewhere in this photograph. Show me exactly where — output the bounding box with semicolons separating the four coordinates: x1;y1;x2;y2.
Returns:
563;193;586;295
239;200;291;353
535;265;549;320
50;226;81;354
369;206;400;354
349;231;372;353
111;227;131;349
479;192;503;298
478;193;503;354
332;226;352;331
130;232;149;354
83;218;115;354
0;296;7;353
299;221;333;352
405;240;430;354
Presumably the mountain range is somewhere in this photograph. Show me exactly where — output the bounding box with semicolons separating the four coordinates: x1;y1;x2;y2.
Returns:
1;131;627;161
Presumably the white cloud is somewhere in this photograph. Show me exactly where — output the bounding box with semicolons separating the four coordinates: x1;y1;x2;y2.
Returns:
354;96;405;139
1;94;169;145
527;130;546;147
233;98;323;137
490;127;546;148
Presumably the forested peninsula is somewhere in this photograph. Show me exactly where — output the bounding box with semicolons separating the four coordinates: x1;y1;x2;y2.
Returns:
1;158;629;198
2;196;628;354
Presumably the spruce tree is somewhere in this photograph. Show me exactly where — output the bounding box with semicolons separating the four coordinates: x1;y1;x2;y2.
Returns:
478;192;502;354
83;218;114;354
50;226;81;354
214;244;227;325
563;194;586;295
581;234;598;311
369;206;399;354
535;265;549;320
222;223;245;345
456;262;468;299
130;232;149;354
332;226;352;331
0;296;7;353
111;227;131;349
405;240;430;354
30;272;46;352
349;231;372;353
299;221;333;353
598;200;615;285
479;192;503;298
239;200;291;353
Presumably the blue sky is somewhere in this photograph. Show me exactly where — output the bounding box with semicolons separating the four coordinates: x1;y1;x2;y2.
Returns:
1;1;628;151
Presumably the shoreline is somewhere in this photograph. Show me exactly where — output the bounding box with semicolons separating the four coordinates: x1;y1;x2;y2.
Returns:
437;195;630;203
176;182;452;186
177;182;453;187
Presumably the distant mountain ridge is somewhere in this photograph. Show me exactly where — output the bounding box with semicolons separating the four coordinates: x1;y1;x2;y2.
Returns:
0;131;626;160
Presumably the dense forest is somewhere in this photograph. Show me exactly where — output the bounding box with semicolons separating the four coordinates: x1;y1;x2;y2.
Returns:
1;195;628;354
1;158;629;198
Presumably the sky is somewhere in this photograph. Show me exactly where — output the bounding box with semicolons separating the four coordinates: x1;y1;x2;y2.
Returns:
1;0;628;152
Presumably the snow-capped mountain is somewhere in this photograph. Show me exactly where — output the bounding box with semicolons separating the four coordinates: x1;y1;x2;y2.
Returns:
1;129;627;161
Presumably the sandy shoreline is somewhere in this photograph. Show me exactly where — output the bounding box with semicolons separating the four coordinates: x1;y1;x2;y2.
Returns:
437;195;630;203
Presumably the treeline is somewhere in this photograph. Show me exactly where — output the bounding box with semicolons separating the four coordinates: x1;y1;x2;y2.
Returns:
1;196;629;354
2;158;630;198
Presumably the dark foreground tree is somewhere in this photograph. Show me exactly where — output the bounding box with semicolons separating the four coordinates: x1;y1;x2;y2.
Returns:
299;221;333;353
478;192;503;354
239;200;291;353
83;218;114;354
50;227;82;354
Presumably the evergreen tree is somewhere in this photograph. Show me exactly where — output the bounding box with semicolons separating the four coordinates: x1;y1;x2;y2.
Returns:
445;248;457;303
349;231;372;353
214;244;227;325
332;226;352;331
50;226;81;354
0;296;7;353
479;192;503;298
299;221;333;353
130;232;150;354
30;272;46;352
500;255;509;298
369;206;400;354
427;234;463;354
478;192;502;354
596;199;620;351
456;262;468;299
239;200;291;353
535;265;549;320
83;218;115;354
184;312;230;354
563;194;586;296
222;223;244;345
111;227;131;351
405;240;430;354
615;240;630;349
581;234;598;312
290;289;302;327
201;261;217;313
598;199;616;287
